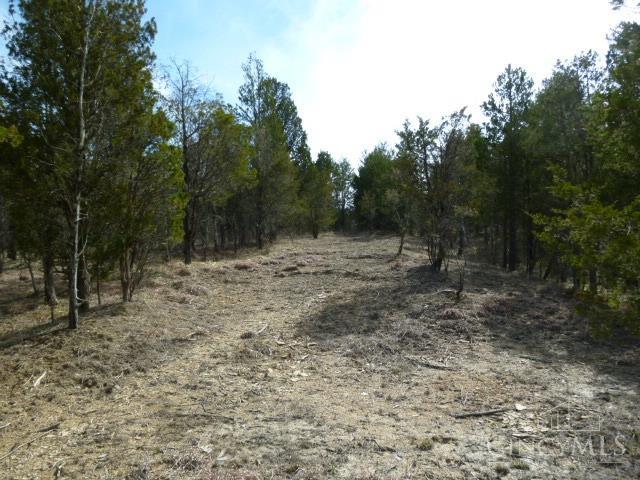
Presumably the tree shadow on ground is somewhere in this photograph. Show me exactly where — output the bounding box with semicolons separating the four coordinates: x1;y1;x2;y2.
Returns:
459;265;640;386
0;318;67;349
0;271;68;318
0;301;127;350
296;264;447;341
346;232;397;243
298;255;640;387
0;289;41;317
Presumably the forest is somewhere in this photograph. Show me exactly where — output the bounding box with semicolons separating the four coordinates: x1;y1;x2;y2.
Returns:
0;0;638;336
0;1;639;478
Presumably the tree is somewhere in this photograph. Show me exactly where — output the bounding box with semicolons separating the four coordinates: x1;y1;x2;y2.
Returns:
395;111;472;269
195;106;252;256
4;0;157;328
162;60;211;264
482;65;534;271
535;23;640;334
353;145;395;230
92;86;183;301
237;54;300;248
331;159;354;231
529;53;602;283
388;133;420;255
300;152;335;238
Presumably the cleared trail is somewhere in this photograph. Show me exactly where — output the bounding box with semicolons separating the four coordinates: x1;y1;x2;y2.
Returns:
0;235;638;479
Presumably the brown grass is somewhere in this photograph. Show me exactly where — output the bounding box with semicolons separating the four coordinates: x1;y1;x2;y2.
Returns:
0;234;638;479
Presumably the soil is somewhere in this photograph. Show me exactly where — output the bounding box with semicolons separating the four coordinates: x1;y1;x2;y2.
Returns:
0;234;638;479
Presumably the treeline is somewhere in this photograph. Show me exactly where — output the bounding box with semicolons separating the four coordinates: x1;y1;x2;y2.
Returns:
0;0;638;336
350;22;640;334
0;0;353;329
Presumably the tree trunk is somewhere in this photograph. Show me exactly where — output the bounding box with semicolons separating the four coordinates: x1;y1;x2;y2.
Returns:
457;220;466;256
220;222;226;251
7;225;16;261
96;263;102;306
239;222;246;248
67;3;94;329
78;254;90;312
526;215;535;275
508;214;518;272
119;250;132;302
543;257;554;280
181;79;193;265
202;217;209;262
43;249;57;309
397;231;405;256
431;241;445;272
26;258;38;295
256;223;264;249
560;264;568;283
432;257;443;272
183;209;193;264
68;198;81;330
572;269;581;293
256;195;265;249
589;269;598;296
502;217;508;269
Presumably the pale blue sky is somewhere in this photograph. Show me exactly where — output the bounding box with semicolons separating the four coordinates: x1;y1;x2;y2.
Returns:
1;1;638;165
148;1;317;97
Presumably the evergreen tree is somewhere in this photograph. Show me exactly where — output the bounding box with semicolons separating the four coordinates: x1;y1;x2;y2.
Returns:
331;159;355;231
353;145;395;231
300;152;335;239
3;0;159;328
482;65;534;271
237;54;301;248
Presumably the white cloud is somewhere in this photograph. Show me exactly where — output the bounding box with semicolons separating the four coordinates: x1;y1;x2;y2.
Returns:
259;0;638;166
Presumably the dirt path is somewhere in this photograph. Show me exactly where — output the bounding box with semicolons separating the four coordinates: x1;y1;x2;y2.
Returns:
0;235;638;479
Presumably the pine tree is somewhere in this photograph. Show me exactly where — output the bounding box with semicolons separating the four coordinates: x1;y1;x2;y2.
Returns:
4;0;158;328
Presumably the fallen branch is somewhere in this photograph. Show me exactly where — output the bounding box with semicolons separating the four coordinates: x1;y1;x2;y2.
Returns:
366;437;394;452
519;355;552;364
405;356;456;371
511;432;541;439
451;407;510;419
255;323;269;335
37;423;60;433
0;424;59;462
33;371;47;388
437;289;458;296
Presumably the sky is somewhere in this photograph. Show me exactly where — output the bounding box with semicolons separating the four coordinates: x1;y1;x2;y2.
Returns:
1;0;638;166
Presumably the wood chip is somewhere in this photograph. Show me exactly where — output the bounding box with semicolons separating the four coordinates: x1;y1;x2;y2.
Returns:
33;371;47;388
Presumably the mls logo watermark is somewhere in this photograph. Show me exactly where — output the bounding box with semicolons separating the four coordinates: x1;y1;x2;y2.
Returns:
484;402;633;463
540;404;603;433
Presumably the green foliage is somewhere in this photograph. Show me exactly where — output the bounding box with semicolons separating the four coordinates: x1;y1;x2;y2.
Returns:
331;159;355;231
237;54;310;246
2;0;162;317
353;145;395;230
1;1;638;338
534;24;640;334
392;111;473;269
481;65;534;271
0;125;21;146
300;153;335;238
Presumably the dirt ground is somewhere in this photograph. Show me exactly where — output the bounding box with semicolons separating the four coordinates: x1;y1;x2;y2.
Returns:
0;234;638;479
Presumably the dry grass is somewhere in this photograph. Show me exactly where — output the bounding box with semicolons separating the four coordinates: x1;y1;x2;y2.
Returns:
0;233;638;479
